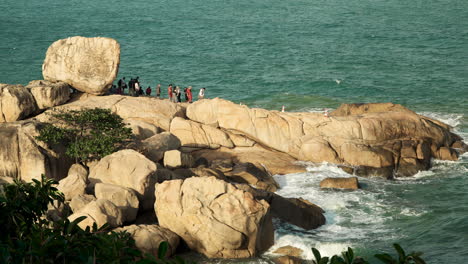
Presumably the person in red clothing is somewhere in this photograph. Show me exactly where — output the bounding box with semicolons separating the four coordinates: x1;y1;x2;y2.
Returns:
146;86;152;96
168;84;173;100
187;86;193;103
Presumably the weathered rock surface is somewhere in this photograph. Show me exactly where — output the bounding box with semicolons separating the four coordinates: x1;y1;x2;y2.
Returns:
225;162;279;192
70;194;96;213
155;176;274;258
114;225;180;258
25;80;71;110
170;117;234;149
237;184;326;230
0;120;72;181
68;199;123;229
95;183;139;222
186;99;463;177
272;246;305;264
0;84;37;122
57;164;88;200
130;132;181;163
36;94;185;131
125;119;160;140
88;149;157;210
42;36;120;95
320;177;360;190
163;150;194;169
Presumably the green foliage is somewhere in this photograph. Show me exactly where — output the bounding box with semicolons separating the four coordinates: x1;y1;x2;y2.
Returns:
374;244;426;264
0;176;193;264
312;244;425;264
36;108;132;164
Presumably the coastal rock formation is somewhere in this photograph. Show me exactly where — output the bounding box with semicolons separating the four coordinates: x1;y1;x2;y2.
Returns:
88;149;157;210
236;185;326;230
0;120;72;182
225;162;279;192
170;117;234;149
131;132;181;163
25;80;71;110
155;176;274;258
95;183;139;222
70;194;96;213
114;225;180;258
42;36;120;95
68;199;123;229
57;164;88;201
186;99;462;177
37;94;185;131
0;84;37;122
125;119;160;140
320;177;360;190
163;150;194;169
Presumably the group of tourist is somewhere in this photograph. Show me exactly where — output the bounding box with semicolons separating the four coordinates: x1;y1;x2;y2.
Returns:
113;77;206;103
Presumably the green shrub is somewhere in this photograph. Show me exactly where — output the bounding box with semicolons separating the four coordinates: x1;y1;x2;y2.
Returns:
36;108;132;164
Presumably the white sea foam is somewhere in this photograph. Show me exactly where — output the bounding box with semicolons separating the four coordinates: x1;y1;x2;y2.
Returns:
418;111;463;128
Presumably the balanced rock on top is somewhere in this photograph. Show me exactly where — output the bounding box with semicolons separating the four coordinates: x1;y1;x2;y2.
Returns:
42;36;120;95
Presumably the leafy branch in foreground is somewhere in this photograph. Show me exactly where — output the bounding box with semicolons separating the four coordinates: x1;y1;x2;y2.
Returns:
312;244;426;264
36;108;132;164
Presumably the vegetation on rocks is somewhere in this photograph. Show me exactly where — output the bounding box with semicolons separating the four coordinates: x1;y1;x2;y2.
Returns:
36;108;132;164
0;175;191;264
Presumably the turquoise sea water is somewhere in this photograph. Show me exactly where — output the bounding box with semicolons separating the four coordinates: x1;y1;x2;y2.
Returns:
1;0;467;263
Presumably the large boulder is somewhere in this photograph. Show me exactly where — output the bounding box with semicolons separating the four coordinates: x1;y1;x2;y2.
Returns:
25;80;71;110
114;225;180;258
131;132;181;163
0;84;37;122
225;162;279;192
320;177;360;190
0;120;72;181
237;184;326;230
68;199;123;229
42;36;120;95
125;119;160;140
155;176;274;258
88;149;157;210
170;117;234;149
163;150;194;169
70;194;96;213
57;164;88;201
95;183;139;223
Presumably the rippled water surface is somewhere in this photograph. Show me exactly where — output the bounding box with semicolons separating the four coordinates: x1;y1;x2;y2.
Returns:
1;0;467;263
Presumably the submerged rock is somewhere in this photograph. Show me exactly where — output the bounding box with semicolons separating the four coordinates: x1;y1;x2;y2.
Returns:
319;177;360;190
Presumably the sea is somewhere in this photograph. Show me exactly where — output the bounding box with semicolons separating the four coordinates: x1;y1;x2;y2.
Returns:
1;0;467;263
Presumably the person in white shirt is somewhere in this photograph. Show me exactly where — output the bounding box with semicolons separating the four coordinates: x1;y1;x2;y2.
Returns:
198;87;205;100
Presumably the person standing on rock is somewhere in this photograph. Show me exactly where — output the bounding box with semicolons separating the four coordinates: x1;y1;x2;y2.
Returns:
118;77;126;94
184;87;188;102
146;86;152;96
198;87;205;100
128;78;135;96
187;86;193;103
168;84;173;101
156;84;161;98
175;86;181;102
134;79;141;97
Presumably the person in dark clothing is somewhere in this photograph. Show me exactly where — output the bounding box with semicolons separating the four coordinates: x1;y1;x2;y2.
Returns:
176;86;181;102
156;84;161;98
128;78;135;96
184;87;188;102
146;86;152;96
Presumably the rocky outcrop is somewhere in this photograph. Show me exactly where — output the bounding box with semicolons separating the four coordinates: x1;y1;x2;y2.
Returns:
25;80;71;110
237;184;326;230
114;225;180;258
88;149;157;210
0;84;37;122
42;36;120;95
95;183;139;222
225;162;279;192
57;164;88;200
170;117;234;149
37;94;185;131
70;194;96;213
155;176;274;258
320;177;360;190
68;199;123;229
130;132;181;163
273;246;305;264
0;120;72;182
163;150;194;169
125;119;160;140
186;99;462;177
